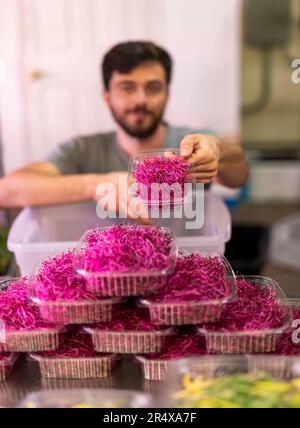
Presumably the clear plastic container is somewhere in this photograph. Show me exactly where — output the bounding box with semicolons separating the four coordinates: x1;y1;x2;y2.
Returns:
19;388;154;408
0;279;64;352
248;298;300;378
198;276;293;354
247;355;300;380
8;193;231;276
84;326;174;354
166;355;300;408
128;148;196;207
135;355;169;381
0;353;19;382
30;280;122;325
41;375;116;390
139;254;237;326
0;327;64;353
30;352;119;379
74;226;177;297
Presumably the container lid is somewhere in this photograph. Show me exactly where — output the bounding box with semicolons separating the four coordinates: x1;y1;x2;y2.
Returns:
73;225;178;278
140;252;237;307
198;275;293;336
128;148;196;207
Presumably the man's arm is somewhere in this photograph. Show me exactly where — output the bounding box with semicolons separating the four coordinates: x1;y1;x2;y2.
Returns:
180;134;249;188
0;162;107;208
0;163;151;224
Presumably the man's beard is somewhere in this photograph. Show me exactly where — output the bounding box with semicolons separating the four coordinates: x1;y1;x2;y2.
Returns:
109;106;164;140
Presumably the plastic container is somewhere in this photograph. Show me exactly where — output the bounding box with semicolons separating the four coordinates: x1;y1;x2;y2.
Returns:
0;353;19;382
0;327;63;353
135;355;169;381
30;352;119;379
30;280;122;325
198;276;293;354
270;213;300;272
128;148;196;207
8;193;231;276
84;326;174;354
166;355;300;408
41;376;116;390
19;388;154;408
74;226;177;297
248;298;300;378
248;355;300;380
0;278;64;352
139;255;237;326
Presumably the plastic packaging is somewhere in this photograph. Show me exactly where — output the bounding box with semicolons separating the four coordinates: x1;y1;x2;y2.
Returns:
85;326;174;354
167;355;300;408
0;353;19;382
0;327;63;353
30;352;119;379
198;276;292;354
19;389;154;408
0;278;64;352
74;225;177;297
135;356;169;381
128;148;196;207
30;279;121;325
140;254;236;326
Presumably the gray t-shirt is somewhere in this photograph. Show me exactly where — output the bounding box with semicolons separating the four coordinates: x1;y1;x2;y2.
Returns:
45;124;213;175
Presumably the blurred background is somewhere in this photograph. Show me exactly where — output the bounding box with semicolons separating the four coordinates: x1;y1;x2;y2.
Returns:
0;0;299;294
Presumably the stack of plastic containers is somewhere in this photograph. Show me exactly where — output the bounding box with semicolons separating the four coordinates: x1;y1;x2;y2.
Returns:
134;251;238;380
28;224;178;380
0;223;295;388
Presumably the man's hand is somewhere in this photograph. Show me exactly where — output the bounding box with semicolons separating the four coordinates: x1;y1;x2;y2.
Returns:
179;134;249;188
180;134;221;184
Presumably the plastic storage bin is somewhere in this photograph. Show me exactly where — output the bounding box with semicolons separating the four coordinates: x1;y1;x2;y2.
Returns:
0;353;19;382
74;226;177;297
198;276;292;354
128;148;196;207
139;255;237;326
270;213;300;272
8;193;231;275
84;326;174;354
19;389;154;408
30;353;119;379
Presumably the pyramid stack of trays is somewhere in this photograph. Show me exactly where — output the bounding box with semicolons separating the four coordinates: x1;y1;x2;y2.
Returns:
0;224;296;383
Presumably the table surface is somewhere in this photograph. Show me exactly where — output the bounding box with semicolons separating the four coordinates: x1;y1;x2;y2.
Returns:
0;356;164;407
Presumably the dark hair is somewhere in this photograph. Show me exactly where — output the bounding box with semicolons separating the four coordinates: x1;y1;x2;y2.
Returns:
102;41;172;90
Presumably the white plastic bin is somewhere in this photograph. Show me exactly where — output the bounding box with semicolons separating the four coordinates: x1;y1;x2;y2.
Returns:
269;213;300;271
8;192;231;275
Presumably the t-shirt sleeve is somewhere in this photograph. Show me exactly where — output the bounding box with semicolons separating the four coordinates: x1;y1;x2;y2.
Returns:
44;138;83;174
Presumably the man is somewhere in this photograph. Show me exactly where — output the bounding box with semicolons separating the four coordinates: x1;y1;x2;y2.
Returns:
0;41;249;222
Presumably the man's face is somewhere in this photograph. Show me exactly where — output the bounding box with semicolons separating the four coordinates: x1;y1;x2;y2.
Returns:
103;61;169;139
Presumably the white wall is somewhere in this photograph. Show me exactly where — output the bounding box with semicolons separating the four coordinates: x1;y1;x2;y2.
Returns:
0;0;241;173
